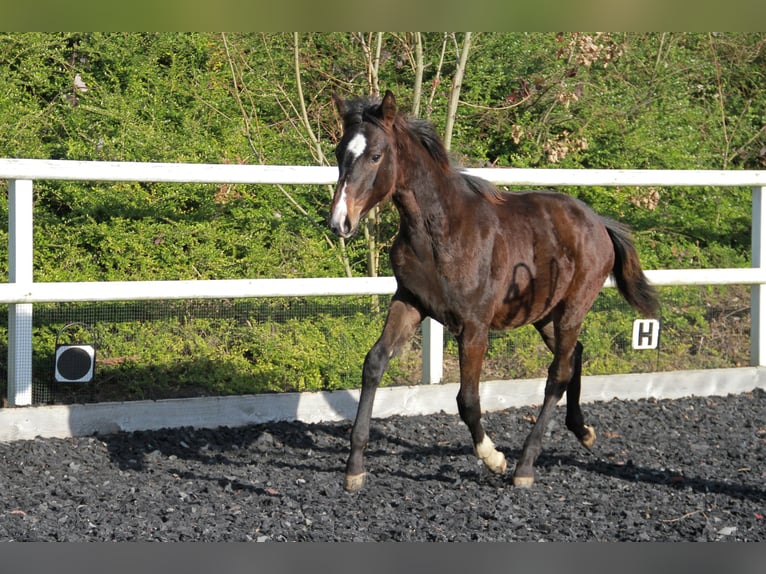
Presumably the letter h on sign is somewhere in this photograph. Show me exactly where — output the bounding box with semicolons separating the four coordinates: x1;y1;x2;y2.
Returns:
632;319;660;350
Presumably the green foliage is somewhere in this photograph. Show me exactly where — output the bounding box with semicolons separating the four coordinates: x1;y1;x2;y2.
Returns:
0;33;762;402
2;298;397;402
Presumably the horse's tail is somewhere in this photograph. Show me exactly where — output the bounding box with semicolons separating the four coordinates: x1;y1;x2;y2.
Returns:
603;217;659;318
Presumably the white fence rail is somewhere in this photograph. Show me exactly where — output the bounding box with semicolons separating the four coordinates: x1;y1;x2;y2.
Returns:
3;158;766;409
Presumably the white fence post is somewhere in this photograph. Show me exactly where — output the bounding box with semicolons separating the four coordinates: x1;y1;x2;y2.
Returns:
751;186;766;367
7;179;34;406
421;317;444;384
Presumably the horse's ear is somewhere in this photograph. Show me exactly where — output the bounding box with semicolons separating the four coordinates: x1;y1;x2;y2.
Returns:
381;90;397;126
332;92;346;117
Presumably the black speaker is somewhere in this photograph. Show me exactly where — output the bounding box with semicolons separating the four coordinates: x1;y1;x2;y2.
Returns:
54;323;96;384
55;344;96;383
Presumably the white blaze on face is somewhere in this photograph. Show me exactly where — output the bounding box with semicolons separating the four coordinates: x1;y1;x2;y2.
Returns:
330;132;367;234
330;182;349;232
346;132;367;161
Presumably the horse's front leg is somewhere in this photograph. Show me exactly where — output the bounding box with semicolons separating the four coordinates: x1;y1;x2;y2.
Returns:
457;326;507;476
345;297;423;492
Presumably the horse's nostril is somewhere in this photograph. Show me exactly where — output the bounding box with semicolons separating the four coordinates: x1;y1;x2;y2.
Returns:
329;217;351;238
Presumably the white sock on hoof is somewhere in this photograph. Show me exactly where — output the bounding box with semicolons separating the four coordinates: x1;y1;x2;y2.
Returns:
474;436;507;474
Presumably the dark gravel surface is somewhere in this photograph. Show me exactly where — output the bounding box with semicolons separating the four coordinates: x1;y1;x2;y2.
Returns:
1;389;764;542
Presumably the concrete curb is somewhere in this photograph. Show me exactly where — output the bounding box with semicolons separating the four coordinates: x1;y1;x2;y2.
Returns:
1;367;764;441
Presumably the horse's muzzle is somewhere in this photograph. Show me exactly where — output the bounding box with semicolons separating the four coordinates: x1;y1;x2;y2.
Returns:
329;216;353;238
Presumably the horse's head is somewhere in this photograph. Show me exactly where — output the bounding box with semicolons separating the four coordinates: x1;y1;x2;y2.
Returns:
329;90;398;238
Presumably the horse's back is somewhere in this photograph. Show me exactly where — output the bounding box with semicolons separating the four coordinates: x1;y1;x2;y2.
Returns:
500;190;603;226
488;190;615;328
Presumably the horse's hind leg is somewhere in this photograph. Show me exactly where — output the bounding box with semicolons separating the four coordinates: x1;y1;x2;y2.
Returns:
345;297;423;492
532;321;595;448
513;321;592;487
457;326;507;476
564;341;596;449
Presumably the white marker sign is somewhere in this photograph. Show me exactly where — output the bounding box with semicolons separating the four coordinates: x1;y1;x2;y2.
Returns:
632;319;660;350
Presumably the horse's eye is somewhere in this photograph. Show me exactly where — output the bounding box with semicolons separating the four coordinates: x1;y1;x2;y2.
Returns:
370;154;382;163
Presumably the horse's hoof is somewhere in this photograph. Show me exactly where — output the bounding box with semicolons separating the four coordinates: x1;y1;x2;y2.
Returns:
580;425;596;450
344;472;367;492
475;436;507;474
513;475;535;488
490;452;508;475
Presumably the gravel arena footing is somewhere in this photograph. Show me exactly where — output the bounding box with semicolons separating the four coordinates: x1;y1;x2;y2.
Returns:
1;390;764;542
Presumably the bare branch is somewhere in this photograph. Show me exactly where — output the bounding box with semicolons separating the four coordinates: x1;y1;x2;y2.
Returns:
411;33;424;116
425;33;449;120
292;33;352;276
443;32;472;151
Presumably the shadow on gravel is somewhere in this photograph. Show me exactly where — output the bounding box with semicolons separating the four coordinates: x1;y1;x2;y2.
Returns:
101;420;351;472
98;415;765;505
533;451;766;504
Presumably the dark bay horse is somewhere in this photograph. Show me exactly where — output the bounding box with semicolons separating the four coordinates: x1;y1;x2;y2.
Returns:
329;90;659;492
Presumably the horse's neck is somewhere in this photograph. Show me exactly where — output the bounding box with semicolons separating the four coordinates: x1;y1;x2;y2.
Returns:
393;165;455;244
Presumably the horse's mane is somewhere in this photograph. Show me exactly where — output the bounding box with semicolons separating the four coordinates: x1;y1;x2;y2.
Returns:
395;116;504;204
344;96;504;204
462;172;505;203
